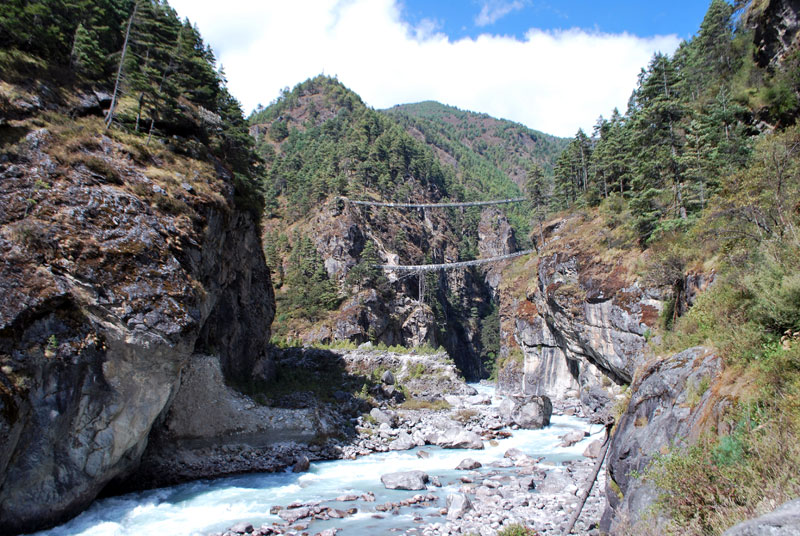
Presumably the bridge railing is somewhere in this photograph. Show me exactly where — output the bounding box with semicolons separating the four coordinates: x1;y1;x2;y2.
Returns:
376;249;535;272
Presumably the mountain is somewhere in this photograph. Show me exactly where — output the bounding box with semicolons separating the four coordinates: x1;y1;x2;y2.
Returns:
249;76;510;379
385;101;568;190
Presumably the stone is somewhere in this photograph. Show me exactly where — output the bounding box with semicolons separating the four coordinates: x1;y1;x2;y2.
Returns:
381;470;430;490
446;493;473;521
389;431;417;451
722;498;800;536
278;507;311;523
465;394;491;405
230;522;254;533
292;455;310;473
583;439;604;459
434;427;484;450
417;449;431;459
559;430;587;448
504;448;525;459
370;407;396;427
315;529;339;536
381;369;396;385
456;458;482;470
511;396;553;429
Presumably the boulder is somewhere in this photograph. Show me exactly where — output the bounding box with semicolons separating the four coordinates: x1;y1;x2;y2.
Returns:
278;507;311;523
292;455;310;473
559;430;587;447
446;493;473;521
230;522;254;534
583;439;604;458
388;431;416;451
511;396;552;429
380;470;429;490
434;427;484;450
381;369;395;385
369;407;396;427
465;394;491;405
722;498;800;535
455;458;482;470
602;347;723;533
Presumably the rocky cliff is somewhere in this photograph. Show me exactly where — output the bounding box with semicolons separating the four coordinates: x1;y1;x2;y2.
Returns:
0;89;274;533
601;347;725;532
496;214;661;415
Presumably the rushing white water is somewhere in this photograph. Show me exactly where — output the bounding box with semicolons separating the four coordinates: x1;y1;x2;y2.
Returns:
30;385;601;536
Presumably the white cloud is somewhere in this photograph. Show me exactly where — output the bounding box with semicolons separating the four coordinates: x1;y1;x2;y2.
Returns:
168;0;681;138
475;0;525;27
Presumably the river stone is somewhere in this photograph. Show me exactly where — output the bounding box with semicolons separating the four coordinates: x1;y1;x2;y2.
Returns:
230;522;254;533
381;470;430;490
583;439;604;458
370;407;396;427
417;450;431;459
446;493;473;521
456;458;482;470
434;427;484;449
292;455;310;473
465;394;491;405
278;507;311;523
511;396;552;429
445;395;464;407
559;430;587;447
504;448;525;459
381;369;395;385
722;498;800;536
389;431;416;451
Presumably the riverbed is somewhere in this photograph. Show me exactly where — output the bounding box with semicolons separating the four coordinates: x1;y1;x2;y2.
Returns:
29;385;603;536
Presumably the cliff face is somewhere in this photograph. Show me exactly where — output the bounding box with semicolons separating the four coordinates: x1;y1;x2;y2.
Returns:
601;347;725;533
496;215;661;413
0;97;274;533
747;0;800;67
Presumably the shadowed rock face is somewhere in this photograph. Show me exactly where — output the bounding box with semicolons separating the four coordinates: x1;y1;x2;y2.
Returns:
601;347;723;533
747;0;800;67
0;126;274;534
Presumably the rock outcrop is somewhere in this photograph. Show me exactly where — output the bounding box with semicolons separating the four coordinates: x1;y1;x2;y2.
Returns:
0;118;274;533
722;498;800;536
601;347;724;533
497;215;661;414
746;0;800;67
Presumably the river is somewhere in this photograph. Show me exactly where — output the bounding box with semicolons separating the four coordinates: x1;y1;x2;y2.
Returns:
30;385;599;536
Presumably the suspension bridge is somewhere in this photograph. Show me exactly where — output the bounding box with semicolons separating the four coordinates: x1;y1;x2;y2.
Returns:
339;197;526;209
342;196;535;303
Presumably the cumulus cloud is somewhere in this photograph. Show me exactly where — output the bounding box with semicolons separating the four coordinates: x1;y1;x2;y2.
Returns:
475;0;525;27
168;0;681;137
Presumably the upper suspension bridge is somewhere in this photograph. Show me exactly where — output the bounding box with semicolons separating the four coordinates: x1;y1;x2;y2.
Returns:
342;195;535;302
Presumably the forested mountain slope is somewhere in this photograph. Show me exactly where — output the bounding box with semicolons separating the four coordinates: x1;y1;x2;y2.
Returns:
491;0;800;533
385;101;567;190
249;76;514;378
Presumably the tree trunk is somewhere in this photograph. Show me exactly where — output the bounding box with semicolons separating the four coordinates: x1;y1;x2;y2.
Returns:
106;3;138;129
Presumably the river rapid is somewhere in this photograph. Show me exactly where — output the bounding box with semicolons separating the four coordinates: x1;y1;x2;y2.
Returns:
29;385;602;536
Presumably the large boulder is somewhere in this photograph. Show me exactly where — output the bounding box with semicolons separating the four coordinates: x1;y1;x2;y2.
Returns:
434;427;485;449
381;470;429;490
511;395;552;429
446;493;473;521
722;498;800;535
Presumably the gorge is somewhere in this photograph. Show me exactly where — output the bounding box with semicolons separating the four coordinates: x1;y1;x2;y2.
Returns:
2;0;800;535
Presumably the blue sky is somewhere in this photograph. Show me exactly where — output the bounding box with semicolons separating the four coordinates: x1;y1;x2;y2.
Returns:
401;0;710;42
168;0;713;136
